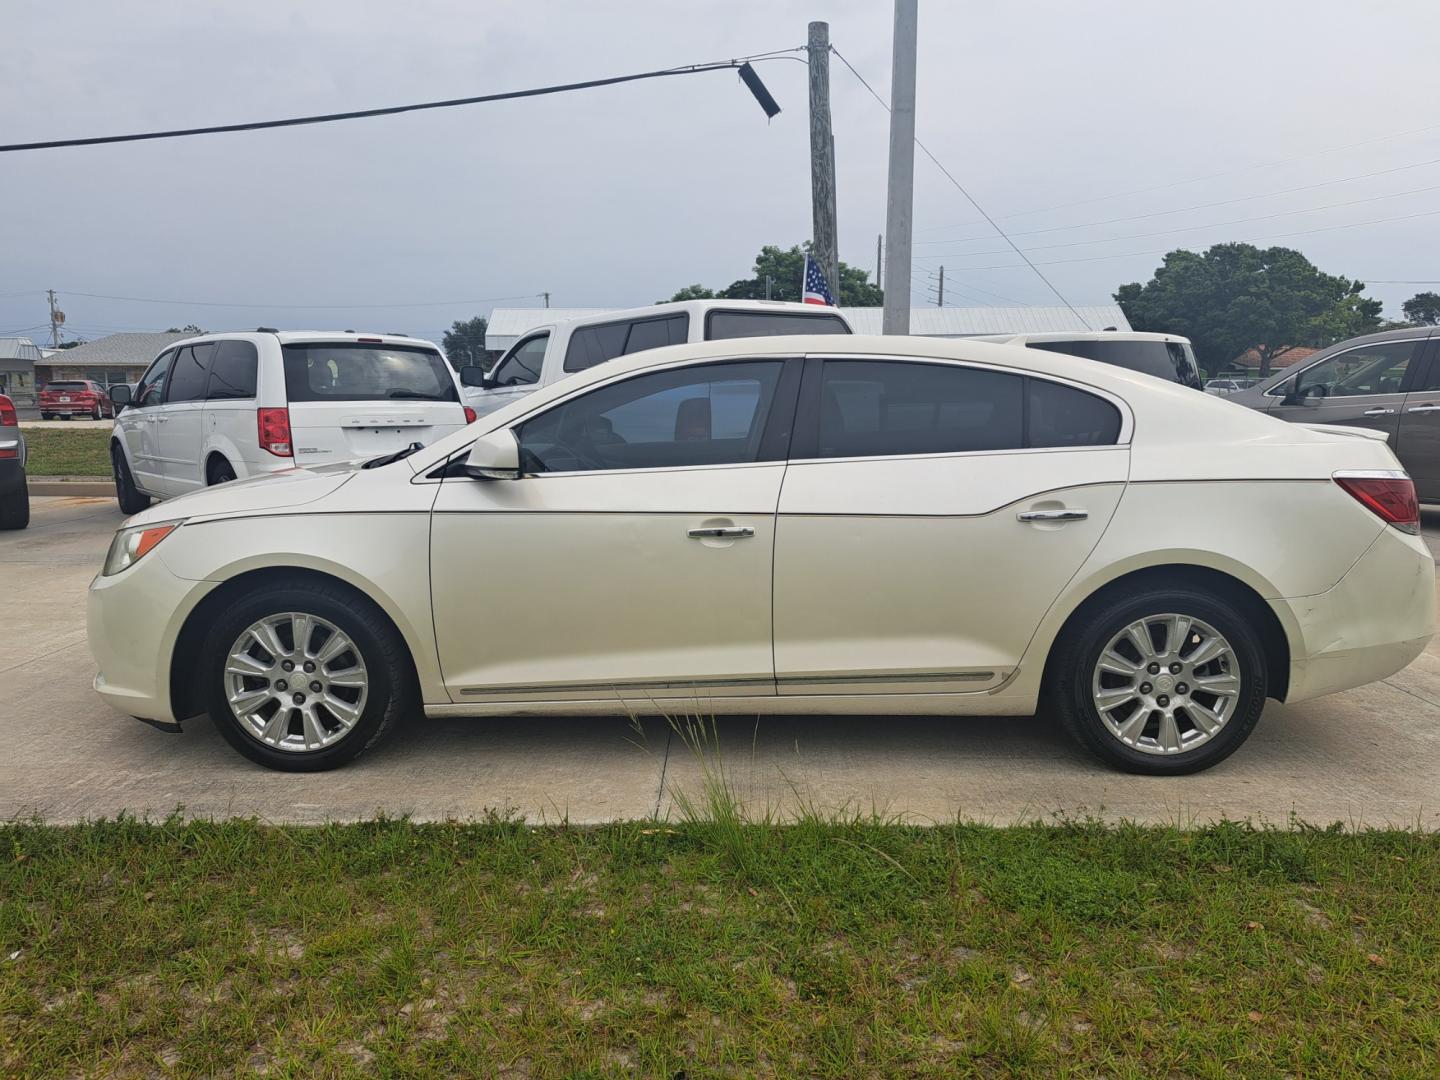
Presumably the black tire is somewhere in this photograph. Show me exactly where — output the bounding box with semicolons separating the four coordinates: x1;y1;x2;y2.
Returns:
111;443;150;515
1049;585;1268;775
40;413;52;420
199;580;415;771
91;405;102;421
0;479;29;530
206;457;237;485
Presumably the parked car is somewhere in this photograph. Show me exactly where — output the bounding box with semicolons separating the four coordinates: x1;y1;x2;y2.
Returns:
978;331;1203;389
1227;327;1440;500
1203;378;1253;395
88;334;1432;775
39;379;115;420
0;394;29;530
107;331;475;513
462;300;852;417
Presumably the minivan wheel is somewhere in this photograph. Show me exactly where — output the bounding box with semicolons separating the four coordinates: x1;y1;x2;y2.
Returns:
200;581;414;771
111;444;150;514
207;458;237;485
1050;586;1268;775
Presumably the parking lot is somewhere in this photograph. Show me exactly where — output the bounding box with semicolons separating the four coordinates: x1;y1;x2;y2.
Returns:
2;493;1439;827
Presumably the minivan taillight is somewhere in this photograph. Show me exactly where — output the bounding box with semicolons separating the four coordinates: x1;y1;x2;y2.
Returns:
258;407;293;457
1334;471;1419;534
463;406;477;424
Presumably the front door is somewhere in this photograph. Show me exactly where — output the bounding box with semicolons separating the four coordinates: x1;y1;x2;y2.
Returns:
1264;339;1422;442
430;357;799;702
155;342;216;496
119;349;176;493
773;357;1130;694
1393;337;1440;500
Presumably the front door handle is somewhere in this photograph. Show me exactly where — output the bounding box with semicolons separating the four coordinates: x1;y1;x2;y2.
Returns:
687;526;755;539
1408;403;1440;414
1017;509;1088;523
1362;407;1396;416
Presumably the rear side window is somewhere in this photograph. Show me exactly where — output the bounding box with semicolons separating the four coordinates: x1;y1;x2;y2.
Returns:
1027;378;1122;447
207;341;259;400
280;343;458;403
1024;338;1201;389
563;314;689;373
706;310;850;340
165;343;217;403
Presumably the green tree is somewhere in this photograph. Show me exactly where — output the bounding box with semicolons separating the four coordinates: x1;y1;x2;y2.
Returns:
668;243;882;306
1401;291;1440;326
165;324;205;334
1115;243;1381;377
441;316;489;369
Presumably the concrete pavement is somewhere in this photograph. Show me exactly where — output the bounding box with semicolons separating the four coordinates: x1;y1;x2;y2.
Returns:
2;495;1439;827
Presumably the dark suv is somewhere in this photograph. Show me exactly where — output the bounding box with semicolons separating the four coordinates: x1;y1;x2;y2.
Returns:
1227;326;1440;499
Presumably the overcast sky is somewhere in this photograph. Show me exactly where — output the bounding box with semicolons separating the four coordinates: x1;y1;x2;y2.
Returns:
3;0;1438;344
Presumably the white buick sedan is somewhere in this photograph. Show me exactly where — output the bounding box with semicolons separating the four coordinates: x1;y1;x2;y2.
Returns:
88;335;1435;774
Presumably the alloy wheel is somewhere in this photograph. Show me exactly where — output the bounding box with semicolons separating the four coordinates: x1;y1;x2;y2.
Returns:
224;612;369;753
1090;613;1241;755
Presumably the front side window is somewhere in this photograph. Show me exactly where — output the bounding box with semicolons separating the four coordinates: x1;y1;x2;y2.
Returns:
491;333;548;387
134;350;175;407
1292;341;1415;399
706;310;850;340
280;343;458;402
517;361;784;473
165;342;217;403
207;341;259;400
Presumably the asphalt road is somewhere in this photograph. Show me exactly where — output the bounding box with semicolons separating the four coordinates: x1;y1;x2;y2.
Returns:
4;495;1440;827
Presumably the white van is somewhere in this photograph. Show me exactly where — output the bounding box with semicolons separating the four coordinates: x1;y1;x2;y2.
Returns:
461;299;853;416
108;331;473;513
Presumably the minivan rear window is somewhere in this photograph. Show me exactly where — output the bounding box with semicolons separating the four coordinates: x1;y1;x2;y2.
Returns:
705;310;851;340
1022;339;1202;389
281;344;458;403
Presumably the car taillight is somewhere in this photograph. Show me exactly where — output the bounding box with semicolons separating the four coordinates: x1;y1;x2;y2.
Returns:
0;395;15;427
463;406;477;424
258;407;293;457
1335;471;1419;534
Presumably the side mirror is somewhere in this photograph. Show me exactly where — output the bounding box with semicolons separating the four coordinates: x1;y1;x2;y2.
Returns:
108;384;133;406
463;428;521;480
460;364;493;390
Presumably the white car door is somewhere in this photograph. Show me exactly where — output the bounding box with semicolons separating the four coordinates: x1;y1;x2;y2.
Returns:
154;342;216;496
465;331;550;417
772;356;1130;694
430;357;801;702
119;348;176;494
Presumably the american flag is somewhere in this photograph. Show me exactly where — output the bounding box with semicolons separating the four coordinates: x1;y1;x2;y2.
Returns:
802;255;835;306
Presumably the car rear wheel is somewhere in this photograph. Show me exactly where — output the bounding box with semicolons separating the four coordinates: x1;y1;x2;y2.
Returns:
0;478;29;530
91;404;102;420
40;412;52;420
207;457;237;485
1049;586;1268;774
111;444;150;515
200;581;414;771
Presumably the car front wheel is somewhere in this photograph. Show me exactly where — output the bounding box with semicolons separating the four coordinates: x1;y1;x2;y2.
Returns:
111;444;150;514
200;581;414;771
1050;586;1268;775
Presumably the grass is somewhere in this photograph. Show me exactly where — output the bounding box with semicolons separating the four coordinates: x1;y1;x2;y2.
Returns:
2;813;1437;1077
21;428;111;477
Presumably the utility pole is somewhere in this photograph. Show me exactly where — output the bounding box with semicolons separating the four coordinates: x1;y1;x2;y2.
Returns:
882;0;918;334
808;21;840;302
937;266;944;307
875;233;883;290
47;289;62;348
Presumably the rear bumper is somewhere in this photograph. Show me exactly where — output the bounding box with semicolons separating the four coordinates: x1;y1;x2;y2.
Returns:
1277;525;1436;703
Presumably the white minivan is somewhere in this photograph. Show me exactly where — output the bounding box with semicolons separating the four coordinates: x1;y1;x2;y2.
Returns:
108;331;473;513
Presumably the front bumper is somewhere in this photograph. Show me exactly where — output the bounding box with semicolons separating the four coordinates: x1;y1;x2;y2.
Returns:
1277;525;1436;703
88;539;217;723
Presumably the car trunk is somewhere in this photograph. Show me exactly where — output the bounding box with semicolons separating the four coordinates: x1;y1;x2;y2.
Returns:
288;400;466;466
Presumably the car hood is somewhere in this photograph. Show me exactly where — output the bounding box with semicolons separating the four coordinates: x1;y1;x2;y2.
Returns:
124;462;360;527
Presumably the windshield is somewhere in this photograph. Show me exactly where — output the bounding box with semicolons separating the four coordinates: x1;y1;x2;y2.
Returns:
281;343;458;403
1024;339;1202;389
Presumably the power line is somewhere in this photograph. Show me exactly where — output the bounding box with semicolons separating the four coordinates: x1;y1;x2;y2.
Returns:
0;49;804;153
829;45;1090;328
62;290;548;310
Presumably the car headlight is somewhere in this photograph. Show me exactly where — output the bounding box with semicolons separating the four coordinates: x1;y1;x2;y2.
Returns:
103;521;183;576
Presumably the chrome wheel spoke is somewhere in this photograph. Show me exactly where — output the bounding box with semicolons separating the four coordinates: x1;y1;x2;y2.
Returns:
1184;635;1227;670
300;706;326;750
1095;686;1139;708
1099;650;1141;678
1158;712;1182;752
228;687;273;714
1186;700;1224;735
290;613;315;659
1117;708;1151;744
260;707;291;745
1162;615;1192;658
322;693;361;725
1192;672;1240;696
1122;621;1157;661
250;619;289;663
226;653;271;679
315;631;352;666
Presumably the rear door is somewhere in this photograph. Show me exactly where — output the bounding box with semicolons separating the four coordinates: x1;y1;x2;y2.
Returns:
1393;335;1440;500
1265;339;1421;441
154;342;215;495
280;341;469;467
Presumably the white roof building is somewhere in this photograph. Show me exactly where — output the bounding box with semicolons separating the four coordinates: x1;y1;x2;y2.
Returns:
484;304;1130;353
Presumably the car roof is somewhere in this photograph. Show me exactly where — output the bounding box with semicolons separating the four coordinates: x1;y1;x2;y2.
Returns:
524;299;851;332
986;330;1193;345
165;331;442;349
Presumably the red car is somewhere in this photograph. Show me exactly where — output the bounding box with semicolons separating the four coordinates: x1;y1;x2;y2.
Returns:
38;380;115;420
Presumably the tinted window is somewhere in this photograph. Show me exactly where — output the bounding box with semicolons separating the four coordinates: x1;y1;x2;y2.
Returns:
706;310;850;340
165;343;217;403
134;350;175;407
1025;339;1202;388
45;382;90;392
207;341;259;400
280;344;458;402
517;361;783;473
1027;378;1122;447
1294;341;1416;397
563;315;688;373
817;361;1024;457
624;314;688;354
491;333;548;387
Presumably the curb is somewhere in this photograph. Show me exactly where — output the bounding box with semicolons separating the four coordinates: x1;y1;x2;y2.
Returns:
29;478;113;498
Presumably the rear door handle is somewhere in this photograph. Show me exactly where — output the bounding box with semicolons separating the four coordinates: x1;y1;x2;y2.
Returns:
687;526;755;539
1362;407;1396;416
1017;509;1088;522
1408;403;1440;414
